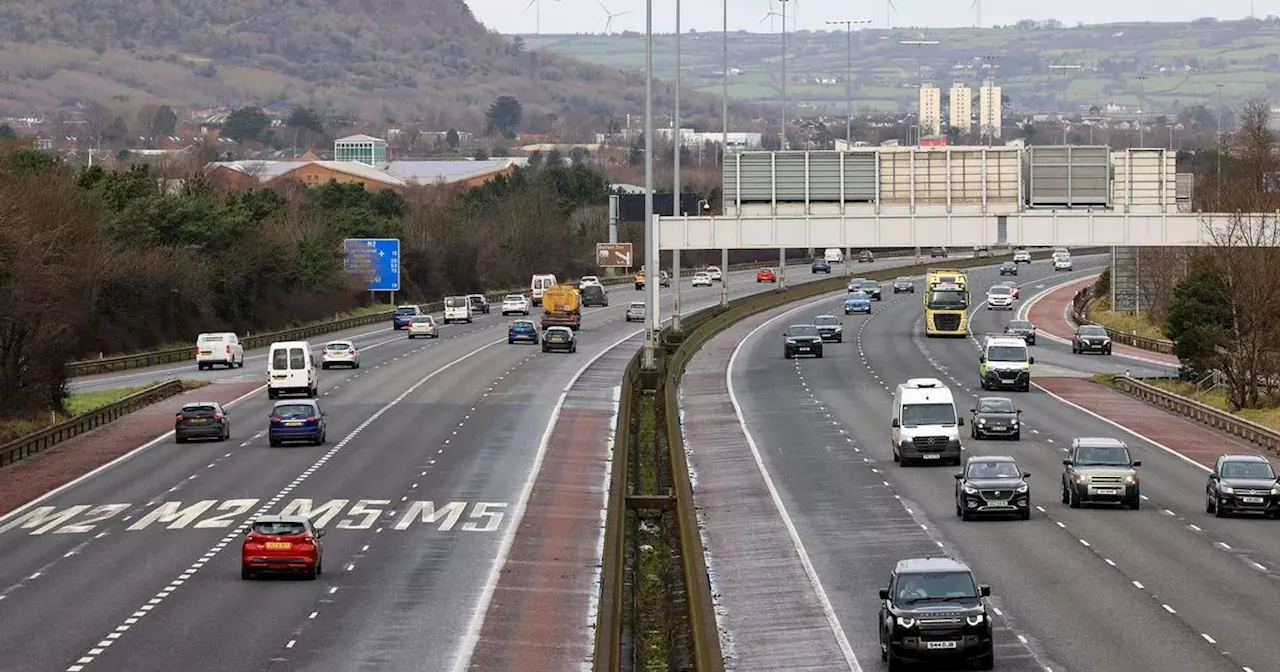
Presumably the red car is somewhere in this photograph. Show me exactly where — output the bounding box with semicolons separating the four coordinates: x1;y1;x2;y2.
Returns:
1000;282;1020;299
756;267;777;283
241;515;324;580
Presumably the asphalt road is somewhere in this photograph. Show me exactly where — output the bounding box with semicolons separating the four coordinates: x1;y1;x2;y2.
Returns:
0;255;945;672
728;255;1280;672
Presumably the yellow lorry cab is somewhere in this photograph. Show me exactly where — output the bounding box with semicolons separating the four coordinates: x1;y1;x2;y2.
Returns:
924;270;970;337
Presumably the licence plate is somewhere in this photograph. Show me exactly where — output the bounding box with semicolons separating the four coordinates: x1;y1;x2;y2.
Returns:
265;542;291;550
199;350;211;355
991;425;1005;430
1095;488;1118;495
926;641;957;650
922;454;940;460
272;375;287;380
285;421;303;427
190;418;208;423
1242;496;1264;504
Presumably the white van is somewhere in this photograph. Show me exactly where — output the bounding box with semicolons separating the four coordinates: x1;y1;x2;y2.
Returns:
891;378;963;466
443;295;471;323
267;341;318;399
530;274;557;306
824;248;845;263
196;332;243;370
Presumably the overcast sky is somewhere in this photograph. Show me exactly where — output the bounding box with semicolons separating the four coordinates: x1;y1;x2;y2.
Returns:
464;0;1257;34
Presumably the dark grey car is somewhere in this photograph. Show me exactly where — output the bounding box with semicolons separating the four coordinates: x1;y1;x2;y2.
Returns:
1206;455;1280;518
858;279;882;300
175;402;231;443
955;455;1031;520
1072;324;1112;355
892;276;914;293
1004;319;1037;345
783;324;824;359
812;314;844;343
969;396;1022;440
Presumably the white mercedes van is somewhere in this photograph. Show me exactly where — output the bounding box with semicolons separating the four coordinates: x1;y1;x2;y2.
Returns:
824;248;844;263
267;341;318;399
891;378;963;466
443;296;471;323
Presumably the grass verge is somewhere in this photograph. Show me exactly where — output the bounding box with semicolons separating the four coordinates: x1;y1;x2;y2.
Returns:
1140;379;1280;432
1085;296;1167;341
0;380;209;445
635;395;670;672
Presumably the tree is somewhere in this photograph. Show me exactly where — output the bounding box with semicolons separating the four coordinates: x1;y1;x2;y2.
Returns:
627;135;644;166
485;95;522;139
287;106;324;134
445;128;460;150
221;107;271;142
0;124;15;140
83;101;112;149
152;105;178;137
1020;122;1037;144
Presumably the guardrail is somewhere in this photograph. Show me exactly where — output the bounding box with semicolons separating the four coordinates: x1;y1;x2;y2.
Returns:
594;247;1045;671
1069;284;1177;355
63;249;935;378
0;379;186;467
1107;375;1280;455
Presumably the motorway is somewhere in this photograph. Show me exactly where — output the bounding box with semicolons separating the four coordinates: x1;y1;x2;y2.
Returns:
714;253;1280;671
0;256;942;672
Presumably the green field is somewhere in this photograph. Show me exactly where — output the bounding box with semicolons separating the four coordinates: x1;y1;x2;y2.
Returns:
522;18;1280;114
0;380;211;445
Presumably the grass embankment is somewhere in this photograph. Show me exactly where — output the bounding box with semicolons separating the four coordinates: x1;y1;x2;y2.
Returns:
635;395;670;672
1085;296;1167;341
1093;375;1280;433
0;380;210;445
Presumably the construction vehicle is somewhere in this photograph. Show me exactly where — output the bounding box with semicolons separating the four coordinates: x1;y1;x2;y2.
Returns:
540;284;582;330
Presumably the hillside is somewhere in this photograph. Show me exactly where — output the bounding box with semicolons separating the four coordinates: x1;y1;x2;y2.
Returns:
526;17;1280;117
0;0;750;129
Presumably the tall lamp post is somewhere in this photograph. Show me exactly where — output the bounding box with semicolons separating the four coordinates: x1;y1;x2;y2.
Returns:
1135;75;1148;148
642;0;658;370
825;19;872;144
1215;82;1224;205
672;0;682;331
900;39;940;142
720;0;730;308
977;54;999;145
779;0;791;150
1048;64;1082;142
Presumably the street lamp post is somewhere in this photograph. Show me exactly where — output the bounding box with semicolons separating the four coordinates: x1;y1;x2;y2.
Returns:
900;39;940;142
1136;75;1148;148
721;0;730;308
779;0;790;150
825;19;871;144
672;0;682;331
642;0;658;370
1216;82;1224;204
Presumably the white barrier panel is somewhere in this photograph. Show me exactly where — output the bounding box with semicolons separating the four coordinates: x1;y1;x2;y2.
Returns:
657;209;1252;249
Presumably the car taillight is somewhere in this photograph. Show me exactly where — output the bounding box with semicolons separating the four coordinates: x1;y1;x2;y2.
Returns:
213;413;223;420
225;345;231;354
270;417;282;423
304;415;318;422
175;414;184;422
348;349;356;355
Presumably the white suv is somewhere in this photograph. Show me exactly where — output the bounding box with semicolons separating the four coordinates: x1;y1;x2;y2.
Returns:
501;294;530;315
1013;248;1031;263
196;332;243;370
579;275;601;289
986;285;1015;310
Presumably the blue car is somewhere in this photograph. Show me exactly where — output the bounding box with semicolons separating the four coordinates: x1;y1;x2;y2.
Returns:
811;259;832;274
392;305;422;330
844;291;872;314
268;400;327;446
508;319;539;344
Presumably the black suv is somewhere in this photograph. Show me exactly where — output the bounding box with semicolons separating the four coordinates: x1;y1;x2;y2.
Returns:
783;324;824;359
1206;454;1280;518
1071;324;1112;355
1004;319;1037;345
175;402;231;443
998;261;1018;276
878;557;994;670
955;455;1031;520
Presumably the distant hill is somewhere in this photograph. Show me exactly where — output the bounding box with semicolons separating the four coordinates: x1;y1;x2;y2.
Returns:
0;0;753;130
525;17;1280;117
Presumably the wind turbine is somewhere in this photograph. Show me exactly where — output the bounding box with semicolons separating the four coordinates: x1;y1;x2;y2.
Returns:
760;8;782;32
525;0;547;35
970;0;981;28
885;0;899;30
597;0;630;34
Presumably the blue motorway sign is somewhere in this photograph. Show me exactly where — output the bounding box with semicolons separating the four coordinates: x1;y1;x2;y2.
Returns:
343;238;400;291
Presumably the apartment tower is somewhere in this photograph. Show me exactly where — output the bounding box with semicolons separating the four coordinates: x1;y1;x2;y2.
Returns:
949;82;972;134
918;83;942;137
979;79;1003;141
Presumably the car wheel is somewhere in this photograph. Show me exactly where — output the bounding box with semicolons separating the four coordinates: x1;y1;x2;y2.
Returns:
198;362;207;371
784;351;792;359
432;333;439;338
305;565;318;581
1061;482;1070;504
887;648;907;672
322;362;329;369
956;499;963;517
961;506;972;521
1104;347;1112;355
241;567;252;580
976;646;995;670
1071;344;1078;354
815;350;823;358
221;428;230;441
1068;486;1081;508
1206;494;1215;514
1019;509;1031;521
316;558;323;576
1012;431;1020;441
542;346;549;353
269;438;280;447
509;339;514;344
238;358;244;368
1129;497;1141;510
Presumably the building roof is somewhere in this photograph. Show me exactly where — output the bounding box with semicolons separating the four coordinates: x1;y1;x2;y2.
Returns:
209;160;299;179
335;134;386;144
309;160;406;187
382;159;522;186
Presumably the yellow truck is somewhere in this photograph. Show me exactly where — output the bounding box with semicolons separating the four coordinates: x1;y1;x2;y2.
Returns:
924;269;970;337
540;284;582;330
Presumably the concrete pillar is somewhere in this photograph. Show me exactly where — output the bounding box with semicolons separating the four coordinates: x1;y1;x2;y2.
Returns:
720;247;729;308
778;248;787;289
672;249;682;331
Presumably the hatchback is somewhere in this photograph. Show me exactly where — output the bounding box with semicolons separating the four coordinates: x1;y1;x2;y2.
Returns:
542;326;577;353
508;319;539;344
468;294;491;314
241;515;324;580
756;267;777;283
408;315;439;339
626;301;646;322
175;402;231;443
267;400;327;446
321;340;360;368
501;294;531;315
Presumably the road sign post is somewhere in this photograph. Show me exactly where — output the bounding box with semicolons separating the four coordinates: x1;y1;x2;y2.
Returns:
596;242;634;268
343;238;401;301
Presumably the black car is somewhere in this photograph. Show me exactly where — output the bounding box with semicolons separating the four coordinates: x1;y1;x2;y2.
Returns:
998;261;1018;276
542;326;577;353
892;276;915;293
878;557;994;670
783;324;824;359
930;246;948;258
468;294;491;314
1004;319;1037;345
1206;454;1280;518
1072;324;1112;355
175;402;231;443
581;284;609;307
955;455;1031;520
858;279;882;300
969;397;1022;440
812;314;844;343
811;259;832;274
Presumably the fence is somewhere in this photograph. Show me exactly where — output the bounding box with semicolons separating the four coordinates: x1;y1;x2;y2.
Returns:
1108;375;1280;455
1069;284;1176;355
0;380;186;467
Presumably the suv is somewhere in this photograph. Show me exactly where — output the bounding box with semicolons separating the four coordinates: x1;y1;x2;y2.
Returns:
392;305;422;330
812;314;843;342
955;455;1031;520
878;557;994;670
1013;248;1031;263
1072;324;1112;355
1206;454;1280;518
783;324;824;359
467;294;491;314
1061;437;1141;509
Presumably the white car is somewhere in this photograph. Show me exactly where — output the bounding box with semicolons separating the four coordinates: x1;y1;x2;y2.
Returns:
579;275;601;289
196;332;244;370
1013;249;1031;263
986;285;1015;310
692;272;713;287
407;315;439;338
705;266;723;281
321;340;360;369
501;294;530;315
1054;256;1073;271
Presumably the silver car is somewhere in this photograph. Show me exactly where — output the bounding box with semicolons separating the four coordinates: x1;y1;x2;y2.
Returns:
626;301;646;322
320;340;360;369
407;315;439;339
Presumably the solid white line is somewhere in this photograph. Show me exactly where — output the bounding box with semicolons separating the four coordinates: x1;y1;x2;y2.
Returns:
725;294;865;672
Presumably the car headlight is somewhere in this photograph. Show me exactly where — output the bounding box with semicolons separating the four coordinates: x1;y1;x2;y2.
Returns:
1220;485;1234;494
1124;474;1138;484
963;485;978;494
786;338;797;344
1010;418;1018;426
966;614;985;626
896;617;916;628
1074;474;1090;483
1016;484;1029;493
1270;484;1280;495
978;418;986;425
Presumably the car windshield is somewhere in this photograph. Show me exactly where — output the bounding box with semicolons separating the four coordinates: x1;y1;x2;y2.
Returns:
813;316;839;326
629;302;645;309
978;398;1015;413
445;297;467;307
1008;320;1032;330
927;289;969;310
760;268;774;273
1002;262;1014;268
469;295;484;302
847;292;868;300
987;345;1027;362
512;321;534;328
325;343;351;350
1079;326;1107;337
896;277;910;283
1222;461;1277;480
505;295;524;302
901;403;956;427
860;281;878;289
548;328;570;337
1075;445;1132;466
273;404;317;419
180;405;218;418
395;307;418;315
988;287;1011;295
896;571;978;603
252;521;307;536
967;461;1022;479
789;325;819;338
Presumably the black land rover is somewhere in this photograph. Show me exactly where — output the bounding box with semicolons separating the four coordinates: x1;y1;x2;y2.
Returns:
879;557;994;670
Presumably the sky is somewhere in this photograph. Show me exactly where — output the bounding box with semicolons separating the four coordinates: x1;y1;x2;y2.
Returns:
464;0;1260;35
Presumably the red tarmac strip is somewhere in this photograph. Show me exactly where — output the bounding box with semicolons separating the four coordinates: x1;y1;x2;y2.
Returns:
1026;276;1180;367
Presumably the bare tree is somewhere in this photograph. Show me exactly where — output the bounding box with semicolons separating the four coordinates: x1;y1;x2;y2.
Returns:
82;101;112;151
